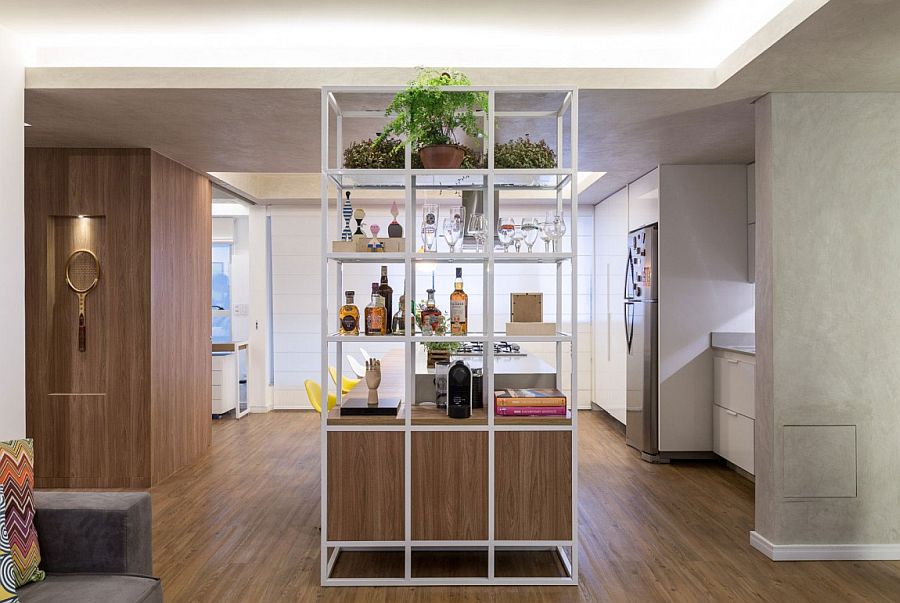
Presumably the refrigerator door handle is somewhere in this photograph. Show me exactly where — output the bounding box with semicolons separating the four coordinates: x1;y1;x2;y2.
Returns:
624;249;634;299
624;302;635;353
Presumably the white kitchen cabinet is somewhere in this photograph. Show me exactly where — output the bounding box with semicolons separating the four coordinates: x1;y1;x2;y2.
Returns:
713;404;754;474
713;354;755;419
713;348;755;475
748;223;756;284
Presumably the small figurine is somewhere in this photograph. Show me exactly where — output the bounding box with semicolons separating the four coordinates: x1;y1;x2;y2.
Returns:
341;191;353;241
388;201;403;238
368;224;384;252
352;208;366;239
365;358;381;406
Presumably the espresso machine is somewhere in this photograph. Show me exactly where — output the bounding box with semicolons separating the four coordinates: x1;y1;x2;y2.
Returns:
447;360;473;419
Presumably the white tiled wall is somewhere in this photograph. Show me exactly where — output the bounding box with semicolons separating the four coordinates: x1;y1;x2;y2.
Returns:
593;188;628;423
269;203;593;409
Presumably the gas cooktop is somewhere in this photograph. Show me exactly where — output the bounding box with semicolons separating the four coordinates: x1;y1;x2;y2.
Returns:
455;341;526;357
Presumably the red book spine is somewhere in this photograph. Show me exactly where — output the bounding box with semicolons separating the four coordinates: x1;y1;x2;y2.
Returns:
495;406;568;416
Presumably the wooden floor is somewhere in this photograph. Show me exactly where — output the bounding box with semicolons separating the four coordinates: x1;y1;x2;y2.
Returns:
151;411;900;602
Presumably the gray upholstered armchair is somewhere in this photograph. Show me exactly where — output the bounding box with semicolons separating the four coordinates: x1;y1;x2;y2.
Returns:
16;492;162;603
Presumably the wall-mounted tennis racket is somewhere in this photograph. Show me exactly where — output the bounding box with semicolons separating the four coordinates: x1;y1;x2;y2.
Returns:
65;249;100;353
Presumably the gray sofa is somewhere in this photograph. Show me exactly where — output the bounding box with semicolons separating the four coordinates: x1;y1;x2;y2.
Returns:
17;492;162;603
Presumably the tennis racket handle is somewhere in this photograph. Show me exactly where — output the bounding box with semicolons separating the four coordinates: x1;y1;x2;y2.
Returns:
78;314;86;352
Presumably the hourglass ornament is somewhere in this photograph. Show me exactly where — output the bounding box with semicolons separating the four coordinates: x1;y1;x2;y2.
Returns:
388;201;403;238
369;224;383;251
341;191;353;241
352;208;366;239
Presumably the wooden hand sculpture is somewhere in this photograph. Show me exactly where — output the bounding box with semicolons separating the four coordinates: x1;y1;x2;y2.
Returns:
365;358;381;406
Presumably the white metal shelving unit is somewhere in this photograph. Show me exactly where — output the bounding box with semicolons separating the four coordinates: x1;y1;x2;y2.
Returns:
320;85;579;586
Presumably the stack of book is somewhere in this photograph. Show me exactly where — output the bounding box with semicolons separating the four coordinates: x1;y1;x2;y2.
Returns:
494;388;568;417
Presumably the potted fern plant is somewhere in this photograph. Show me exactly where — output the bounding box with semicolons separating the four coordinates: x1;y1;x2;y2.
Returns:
379;68;487;169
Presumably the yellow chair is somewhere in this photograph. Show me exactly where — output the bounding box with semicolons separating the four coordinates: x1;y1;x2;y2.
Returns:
304;380;337;413
329;366;361;395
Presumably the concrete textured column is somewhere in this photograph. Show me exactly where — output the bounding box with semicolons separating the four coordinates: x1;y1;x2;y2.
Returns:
753;93;900;559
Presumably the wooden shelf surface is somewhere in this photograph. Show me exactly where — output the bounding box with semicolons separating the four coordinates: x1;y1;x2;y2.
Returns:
411;405;487;425
494;410;572;425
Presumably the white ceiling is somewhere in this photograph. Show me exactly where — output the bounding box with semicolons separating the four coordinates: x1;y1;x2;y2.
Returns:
18;0;900;203
3;0;799;69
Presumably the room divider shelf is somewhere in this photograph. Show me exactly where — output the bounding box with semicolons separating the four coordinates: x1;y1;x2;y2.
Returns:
319;85;579;587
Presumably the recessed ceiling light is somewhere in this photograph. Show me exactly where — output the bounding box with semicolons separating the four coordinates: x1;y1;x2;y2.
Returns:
24;123;31;127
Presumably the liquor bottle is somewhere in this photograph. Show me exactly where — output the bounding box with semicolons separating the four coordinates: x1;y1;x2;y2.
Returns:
378;265;393;325
338;290;359;336
420;288;443;335
392;292;406;335
365;282;387;335
449;267;468;335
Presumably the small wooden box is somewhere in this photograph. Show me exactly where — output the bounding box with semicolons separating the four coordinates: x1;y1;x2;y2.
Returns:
510;293;543;323
505;321;556;336
382;238;405;253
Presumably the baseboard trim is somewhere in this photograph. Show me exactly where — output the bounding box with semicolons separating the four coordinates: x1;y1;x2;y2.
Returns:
750;531;900;561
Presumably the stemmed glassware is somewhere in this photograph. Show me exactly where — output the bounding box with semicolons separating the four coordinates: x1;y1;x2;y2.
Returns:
445;206;466;253
467;213;487;253
510;220;525;252
520;217;541;253
497;217;516;253
539;220;553;252
421;204;439;252
442;217;464;253
544;210;567;252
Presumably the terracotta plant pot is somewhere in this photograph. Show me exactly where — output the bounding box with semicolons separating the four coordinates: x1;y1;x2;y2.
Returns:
418;144;465;169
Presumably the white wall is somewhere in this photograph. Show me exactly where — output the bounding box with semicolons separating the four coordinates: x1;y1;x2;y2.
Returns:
268;203;593;410
593;187;628;423
247;205;272;411
0;27;24;440
658;165;755;452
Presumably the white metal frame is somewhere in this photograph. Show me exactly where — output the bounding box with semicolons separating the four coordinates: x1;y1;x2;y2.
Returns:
319;86;579;586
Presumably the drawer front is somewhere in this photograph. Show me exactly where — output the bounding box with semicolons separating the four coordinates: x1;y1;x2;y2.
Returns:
212;384;223;401
211;370;223;386
714;356;755;419
713;404;754;475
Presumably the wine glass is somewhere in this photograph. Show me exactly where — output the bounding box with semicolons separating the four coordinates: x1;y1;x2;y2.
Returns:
467;213;487;253
446;206;466;253
539;220;553;252
497;217;516;253
545;210;566;252
521;217;541;253
442;217;463;254
512;219;525;252
421;204;439;252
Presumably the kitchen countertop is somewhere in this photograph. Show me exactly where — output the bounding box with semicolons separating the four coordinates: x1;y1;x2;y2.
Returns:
712;344;755;356
710;332;755;356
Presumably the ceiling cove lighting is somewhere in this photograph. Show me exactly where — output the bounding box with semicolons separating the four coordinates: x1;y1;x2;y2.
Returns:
9;0;798;69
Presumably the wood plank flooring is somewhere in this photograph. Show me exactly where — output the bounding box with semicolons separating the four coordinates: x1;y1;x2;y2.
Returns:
151;411;900;601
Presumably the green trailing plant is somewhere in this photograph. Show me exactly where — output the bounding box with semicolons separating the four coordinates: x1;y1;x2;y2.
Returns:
414;302;460;352
378;68;488;151
494;135;557;169
343;137;405;169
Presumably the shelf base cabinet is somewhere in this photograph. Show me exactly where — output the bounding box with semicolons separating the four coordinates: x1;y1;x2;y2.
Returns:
412;432;488;541
495;431;573;541
327;431;405;541
712;350;756;475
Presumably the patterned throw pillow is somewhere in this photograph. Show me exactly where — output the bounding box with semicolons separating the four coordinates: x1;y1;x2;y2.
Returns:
0;486;18;602
0;440;43;587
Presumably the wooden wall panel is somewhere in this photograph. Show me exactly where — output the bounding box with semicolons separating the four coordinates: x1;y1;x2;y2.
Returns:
412;431;488;541
495;431;572;541
149;151;212;484
327;431;404;541
26;148;209;488
48;216;108;393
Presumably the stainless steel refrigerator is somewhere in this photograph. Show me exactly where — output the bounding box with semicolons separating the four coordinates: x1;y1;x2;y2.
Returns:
625;223;659;460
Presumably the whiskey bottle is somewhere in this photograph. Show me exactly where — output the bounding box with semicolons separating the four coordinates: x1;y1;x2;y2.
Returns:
338;290;359;336
392;292;406;335
378;265;393;326
365;282;387;335
420;288;443;335
449;267;468;335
